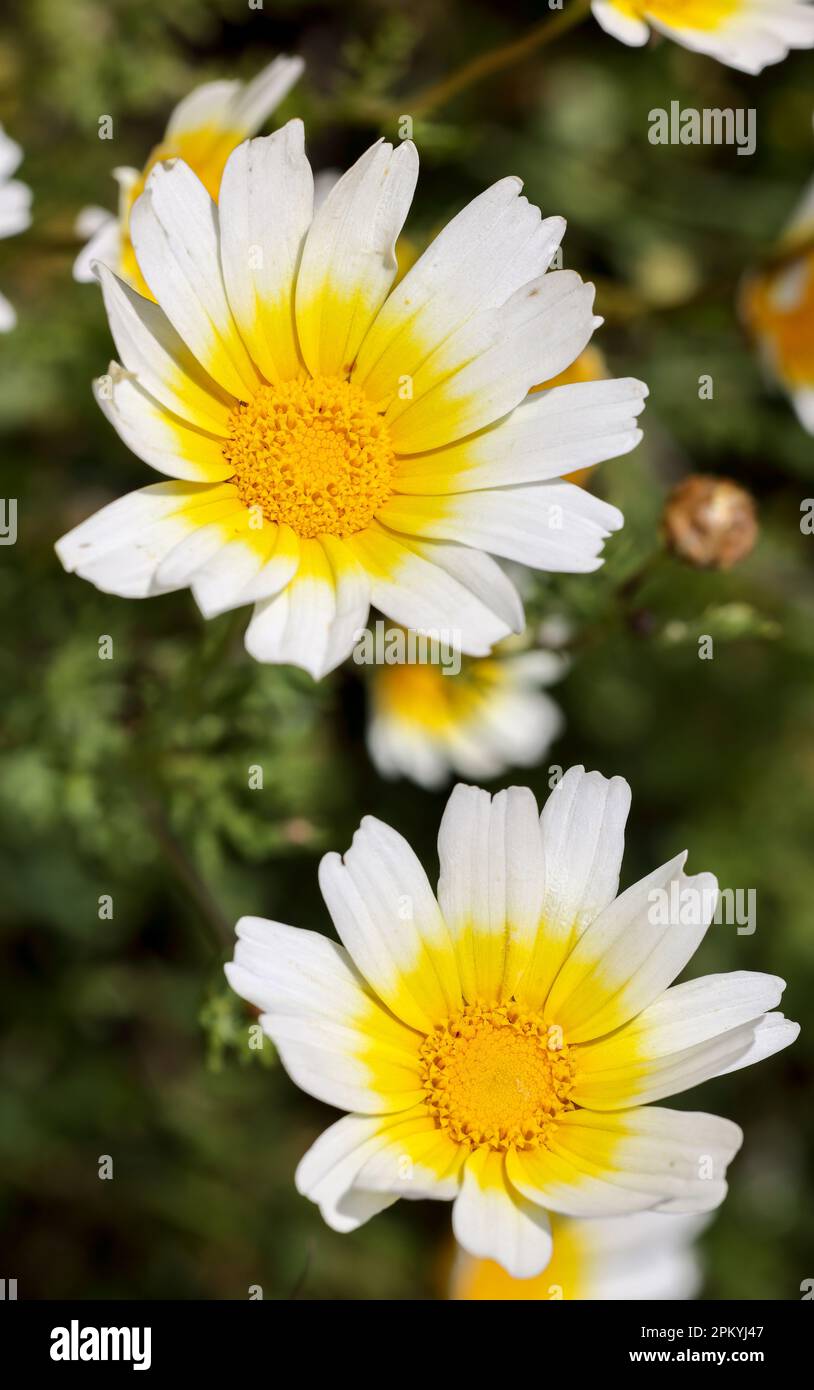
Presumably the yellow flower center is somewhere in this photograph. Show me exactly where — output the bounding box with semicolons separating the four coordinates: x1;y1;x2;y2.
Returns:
222;376;396;539
420;1004;576;1151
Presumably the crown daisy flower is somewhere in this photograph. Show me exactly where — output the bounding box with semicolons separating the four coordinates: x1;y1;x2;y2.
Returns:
592;1;814;73
741;138;814;432
450;1210;709;1300
0;125;32;331
225;766;798;1276
56;122;647;677
366;633;565;789
73;55;303;296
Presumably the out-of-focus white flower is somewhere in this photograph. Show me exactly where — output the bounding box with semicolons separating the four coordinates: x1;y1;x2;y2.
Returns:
73;55;303;296
366;634;565;789
0;126;32;332
741;122;814;432
592;0;814;74
450;1210;709;1300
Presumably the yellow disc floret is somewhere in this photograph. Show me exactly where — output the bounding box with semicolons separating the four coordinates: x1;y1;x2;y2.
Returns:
222;376;396;539
420;1003;576;1152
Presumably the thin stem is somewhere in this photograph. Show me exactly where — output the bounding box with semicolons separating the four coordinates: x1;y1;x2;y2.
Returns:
182;606;246;702
142;796;232;952
401;0;592;119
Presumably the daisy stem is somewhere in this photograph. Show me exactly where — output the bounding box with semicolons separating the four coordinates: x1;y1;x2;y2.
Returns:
142;795;233;953
401;0;593;119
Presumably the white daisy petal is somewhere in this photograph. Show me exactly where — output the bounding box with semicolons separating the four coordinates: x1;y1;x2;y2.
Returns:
233;523;301;605
130;158;260;397
74;57;303;294
0;179;32;238
218;121;314;384
189;518;292;618
792;386;814;433
518;766;631;1008
574;972;797;1108
652;8;813;74
295;1113;403;1233
450;1208;708;1301
465;683;564;773
295;138;419;379
713;1011;800;1077
0;126;23;181
403;535;525;636
452;1148;553;1278
318;535;374;672
367;715;452;791
166;57;304;143
385;271;600;454
365;637;559;795
318;816;461;1032
545;854;719;1042
437;784;545;1002
378;482;623;573
97;264;234;434
393;379;647;495
540;765;632;936
354;178;565;406
93;362;232;482
225;916;424;1114
227;55;305;131
153;521;239;591
244;537;370;678
508;1107;742;1218
162;79;244;141
350;523;522;656
73;209;121;283
0;126;34;331
70;124;645;664
0;290;16;332
55;481;240;598
155;516;298;607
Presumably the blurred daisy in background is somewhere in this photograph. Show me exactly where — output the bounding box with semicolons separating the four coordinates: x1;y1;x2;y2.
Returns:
592;1;814;74
225;767;797;1277
741;130;814;433
73;55;303;295
366;631;566;789
57;123;647;676
450;1211;709;1300
0;126;32;331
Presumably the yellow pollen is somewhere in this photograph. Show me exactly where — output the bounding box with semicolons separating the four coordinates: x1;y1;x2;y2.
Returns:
222;376;396;539
420;1004;576;1152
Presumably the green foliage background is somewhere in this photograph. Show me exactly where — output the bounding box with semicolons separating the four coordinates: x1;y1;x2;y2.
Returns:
0;0;812;1299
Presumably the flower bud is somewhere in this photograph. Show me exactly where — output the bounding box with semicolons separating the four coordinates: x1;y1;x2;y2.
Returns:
662;476;758;570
